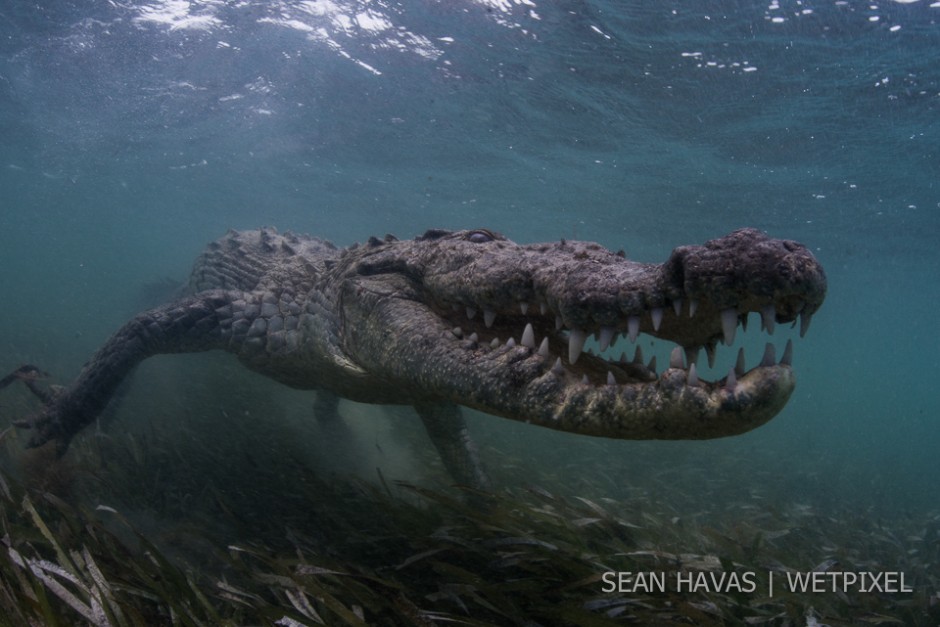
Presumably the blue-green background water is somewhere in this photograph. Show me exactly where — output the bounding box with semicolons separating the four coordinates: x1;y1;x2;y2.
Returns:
1;0;938;590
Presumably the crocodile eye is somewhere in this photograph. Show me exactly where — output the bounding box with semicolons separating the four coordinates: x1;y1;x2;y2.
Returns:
467;230;494;243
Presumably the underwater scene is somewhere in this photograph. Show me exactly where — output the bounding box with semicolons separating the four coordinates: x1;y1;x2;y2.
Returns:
0;0;938;625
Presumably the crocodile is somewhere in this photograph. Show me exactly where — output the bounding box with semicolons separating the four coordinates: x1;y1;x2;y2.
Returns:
6;227;826;488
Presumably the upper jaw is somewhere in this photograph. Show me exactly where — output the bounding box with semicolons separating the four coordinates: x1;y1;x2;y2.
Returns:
426;228;826;369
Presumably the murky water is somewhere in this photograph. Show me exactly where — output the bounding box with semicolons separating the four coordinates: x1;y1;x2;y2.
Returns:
1;1;938;623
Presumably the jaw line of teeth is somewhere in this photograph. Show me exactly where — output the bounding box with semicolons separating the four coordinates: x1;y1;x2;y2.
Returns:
448;302;805;388
456;301;812;353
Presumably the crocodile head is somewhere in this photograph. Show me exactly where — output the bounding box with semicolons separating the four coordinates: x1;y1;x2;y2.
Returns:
337;227;826;440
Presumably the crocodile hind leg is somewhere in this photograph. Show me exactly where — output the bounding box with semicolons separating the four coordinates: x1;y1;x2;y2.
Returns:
0;365;55;402
312;389;359;451
415;401;490;491
313;389;343;429
12;290;250;454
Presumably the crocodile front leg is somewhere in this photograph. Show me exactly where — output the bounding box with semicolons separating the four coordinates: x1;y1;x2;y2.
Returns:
12;290;247;454
415;401;490;490
314;392;490;490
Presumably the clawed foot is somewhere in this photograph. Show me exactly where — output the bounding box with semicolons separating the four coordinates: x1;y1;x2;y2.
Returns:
13;406;73;456
2;365;71;455
0;364;49;389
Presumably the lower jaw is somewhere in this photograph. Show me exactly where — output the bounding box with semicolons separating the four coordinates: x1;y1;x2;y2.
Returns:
516;361;797;440
428;329;796;440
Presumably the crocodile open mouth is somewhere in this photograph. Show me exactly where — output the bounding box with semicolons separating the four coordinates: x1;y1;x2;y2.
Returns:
432;293;808;393
349;227;823;439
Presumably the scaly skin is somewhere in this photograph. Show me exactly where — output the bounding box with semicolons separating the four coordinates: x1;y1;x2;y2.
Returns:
7;227;826;487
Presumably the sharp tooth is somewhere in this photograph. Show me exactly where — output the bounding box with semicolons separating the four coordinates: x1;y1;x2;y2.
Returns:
799;311;812;337
521;323;536;348
760;342;776;367
568;329;587;364
721;308;737;345
672;299;683;316
619;351;628;363
633;346;644;364
469;332;479;343
581;374;589;385
761;304;776;334
598;326;615;351
490;338;500;348
506;338;516;348
540;302;547;315
556;316;563;331
688;363;698;386
684;346;699;367
704;341;717;368
538;337;550;357
780;339;793;366
669;347;684;369
484;309;496;328
651;307;664;331
520;302;529;315
725;368;737;390
606;371;616;386
735;348;745;375
551;357;565;376
627;316;640;343
689;299;698;317
452;327;463;338
647;355;657;374
466;307;477;320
